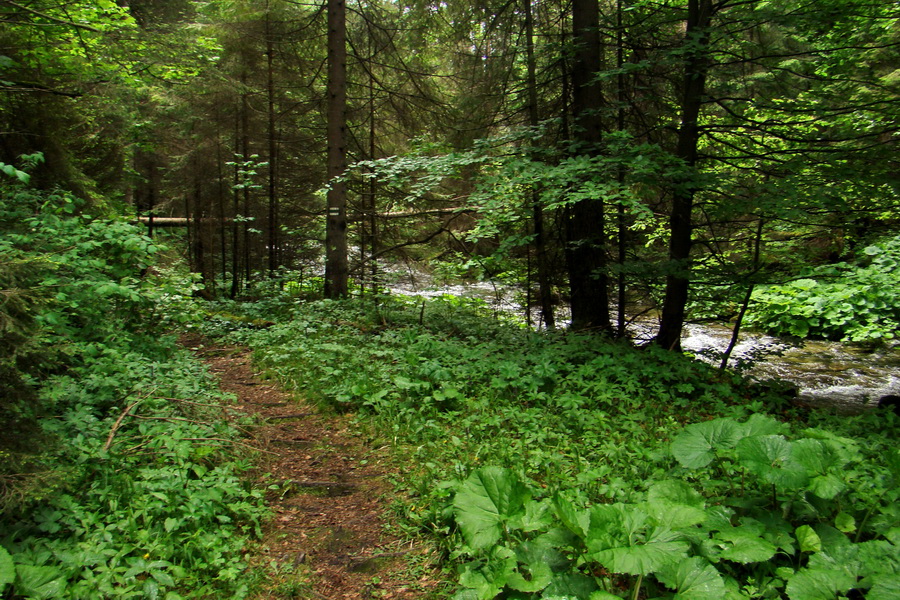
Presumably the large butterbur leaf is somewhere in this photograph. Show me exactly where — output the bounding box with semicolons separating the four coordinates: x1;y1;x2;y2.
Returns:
738;413;785;438
541;572;600;598
506;560;553;593
585;502;689;575
458;547;517;599
554;493;588;539
714;526;777;564
736;435;808;489
646;481;707;529
785;567;855;600
791;438;847;499
868;574;900;600
592;540;689;576
656;557;726;600
671;418;743;468
454;467;532;550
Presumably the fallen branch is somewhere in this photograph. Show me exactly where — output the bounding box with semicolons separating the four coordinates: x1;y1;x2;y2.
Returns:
103;398;145;452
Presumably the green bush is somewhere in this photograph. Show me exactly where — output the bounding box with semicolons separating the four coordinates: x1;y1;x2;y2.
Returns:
746;235;900;342
0;187;265;599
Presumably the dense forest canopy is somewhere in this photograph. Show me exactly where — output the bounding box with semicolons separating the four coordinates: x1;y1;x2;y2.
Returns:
2;0;898;344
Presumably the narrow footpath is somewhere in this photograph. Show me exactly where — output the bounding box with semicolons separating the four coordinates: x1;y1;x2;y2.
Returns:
193;341;444;599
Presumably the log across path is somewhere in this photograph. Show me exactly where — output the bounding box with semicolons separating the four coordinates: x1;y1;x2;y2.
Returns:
191;341;445;599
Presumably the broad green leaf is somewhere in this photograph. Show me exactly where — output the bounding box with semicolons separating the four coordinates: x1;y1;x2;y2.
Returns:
645;481;706;530
589;592;624;600
593;541;689;576
807;473;845;500
647;502;707;530
792;438;847;499
454;467;532;550
835;512;856;534
515;497;553;532
796;525;822;553
715;527;777;564
554;494;588;539
736;435;808;489
543;572;600;598
855;540;900;574
151;570;176;587
868;574;900;600
738;413;784;437
516;536;570;574
647;480;704;508
13;565;66;600
458;548;517;599
586;504;651;553
671;418;742;468
506;560;553;593
785;568;855;600
656;557;726;600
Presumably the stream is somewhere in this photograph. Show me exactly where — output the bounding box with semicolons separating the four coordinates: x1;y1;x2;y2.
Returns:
381;266;900;413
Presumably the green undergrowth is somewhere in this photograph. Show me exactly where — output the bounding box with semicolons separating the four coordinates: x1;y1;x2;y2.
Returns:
199;291;900;600
746;234;900;343
1;187;266;599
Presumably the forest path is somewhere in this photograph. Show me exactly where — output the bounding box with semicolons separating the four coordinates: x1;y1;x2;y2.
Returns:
189;339;444;599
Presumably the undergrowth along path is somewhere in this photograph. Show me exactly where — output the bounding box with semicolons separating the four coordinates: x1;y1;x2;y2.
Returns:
191;340;443;599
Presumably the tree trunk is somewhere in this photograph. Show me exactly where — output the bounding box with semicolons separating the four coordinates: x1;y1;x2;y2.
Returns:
265;4;279;276
567;0;611;332
656;0;713;350
525;0;555;329
324;0;349;298
230;109;241;299
615;0;627;338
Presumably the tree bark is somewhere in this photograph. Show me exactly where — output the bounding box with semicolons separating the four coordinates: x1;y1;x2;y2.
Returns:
265;3;279;276
656;0;713;350
567;0;611;332
525;0;555;329
324;0;349;298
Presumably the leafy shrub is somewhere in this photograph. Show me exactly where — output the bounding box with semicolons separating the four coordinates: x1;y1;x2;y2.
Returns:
0;187;266;599
746;235;900;342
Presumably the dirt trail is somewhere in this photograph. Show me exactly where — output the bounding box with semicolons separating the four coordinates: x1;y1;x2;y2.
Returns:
192;341;444;599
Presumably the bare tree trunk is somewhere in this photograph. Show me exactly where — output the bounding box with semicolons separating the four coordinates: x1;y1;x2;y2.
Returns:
365;65;378;295
525;0;555;329
656;0;713;350
241;84;252;284
324;0;349;298
615;0;627;337
567;0;611;332
265;3;279;276
230;110;241;299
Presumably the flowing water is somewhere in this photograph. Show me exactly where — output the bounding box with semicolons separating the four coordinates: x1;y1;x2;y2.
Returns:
381;265;900;413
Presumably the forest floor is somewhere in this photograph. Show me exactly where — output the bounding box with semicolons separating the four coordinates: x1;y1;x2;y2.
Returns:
189;339;447;599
